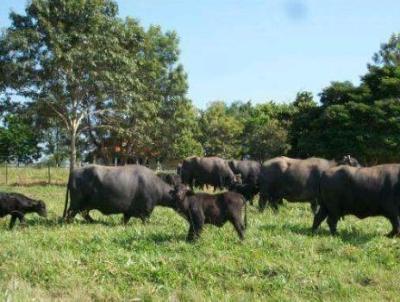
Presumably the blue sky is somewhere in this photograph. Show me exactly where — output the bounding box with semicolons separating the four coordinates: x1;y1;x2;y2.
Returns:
1;1;399;108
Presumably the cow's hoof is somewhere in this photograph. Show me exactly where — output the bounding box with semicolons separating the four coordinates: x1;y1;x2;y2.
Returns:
386;231;400;238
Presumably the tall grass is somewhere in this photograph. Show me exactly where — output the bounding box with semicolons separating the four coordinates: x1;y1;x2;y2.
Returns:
0;184;399;301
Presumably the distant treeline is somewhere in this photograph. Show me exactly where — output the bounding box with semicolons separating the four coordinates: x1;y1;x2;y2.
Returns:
0;1;399;167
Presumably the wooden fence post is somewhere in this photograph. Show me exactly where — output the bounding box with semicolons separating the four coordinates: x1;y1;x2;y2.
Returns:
48;164;51;184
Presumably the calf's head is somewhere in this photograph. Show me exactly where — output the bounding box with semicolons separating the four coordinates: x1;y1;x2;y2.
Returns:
34;200;47;217
170;184;190;210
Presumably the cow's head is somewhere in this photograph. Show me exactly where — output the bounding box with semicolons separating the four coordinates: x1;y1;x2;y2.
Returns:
339;155;362;167
35;200;47;217
170;184;190;210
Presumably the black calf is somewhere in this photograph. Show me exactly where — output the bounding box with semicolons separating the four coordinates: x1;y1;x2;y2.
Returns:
0;192;47;229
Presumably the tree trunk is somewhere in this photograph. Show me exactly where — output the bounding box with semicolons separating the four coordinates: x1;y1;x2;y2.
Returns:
70;129;77;173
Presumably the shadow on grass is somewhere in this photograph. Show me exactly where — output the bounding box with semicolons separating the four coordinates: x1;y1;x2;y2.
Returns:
113;231;187;248
0;216;64;230
9;181;66;187
259;222;378;245
1;214;125;230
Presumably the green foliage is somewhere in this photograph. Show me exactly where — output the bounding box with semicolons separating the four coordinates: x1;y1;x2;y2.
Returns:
0;101;42;163
319;81;365;106
162;99;203;159
84;21;194;162
372;33;400;67
0;0;194;168
243;102;292;161
199;101;244;158
292;33;400;164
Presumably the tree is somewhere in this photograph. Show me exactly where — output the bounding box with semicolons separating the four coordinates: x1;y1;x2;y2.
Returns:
86;27;194;163
0;0;145;172
319;81;371;106
199;101;244;158
290;34;400;163
289;91;320;157
0;100;42;164
372;33;400;67
243;102;292;162
160;99;203;160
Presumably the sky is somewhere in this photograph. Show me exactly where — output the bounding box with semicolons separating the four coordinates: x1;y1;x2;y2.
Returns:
1;0;399;108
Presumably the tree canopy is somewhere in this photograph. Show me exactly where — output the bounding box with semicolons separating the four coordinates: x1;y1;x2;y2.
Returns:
1;2;399;169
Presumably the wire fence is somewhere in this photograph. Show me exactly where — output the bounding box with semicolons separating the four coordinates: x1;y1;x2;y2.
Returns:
0;163;69;186
0;162;178;186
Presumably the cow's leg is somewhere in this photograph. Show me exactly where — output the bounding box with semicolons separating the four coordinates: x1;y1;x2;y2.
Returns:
187;211;204;242
186;224;196;241
270;198;281;212
230;215;245;240
9;215;17;229
9;211;24;229
81;210;95;223
65;208;79;222
386;215;400;237
190;178;195;191
310;199;320;214
249;196;254;206
123;213;131;225
140;215;149;224
327;215;339;235
258;191;268;212
312;205;328;232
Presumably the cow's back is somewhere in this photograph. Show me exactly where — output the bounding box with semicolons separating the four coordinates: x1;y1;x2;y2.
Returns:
260;156;333;202
321;164;400;217
284;157;332;200
69;165;170;215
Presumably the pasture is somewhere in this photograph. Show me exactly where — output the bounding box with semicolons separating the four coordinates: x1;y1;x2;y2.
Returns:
0;169;400;301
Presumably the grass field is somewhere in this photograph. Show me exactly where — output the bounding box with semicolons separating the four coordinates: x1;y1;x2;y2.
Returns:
0;166;69;186
1;176;400;301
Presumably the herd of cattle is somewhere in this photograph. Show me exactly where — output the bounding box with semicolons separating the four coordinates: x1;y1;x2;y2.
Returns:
2;155;400;240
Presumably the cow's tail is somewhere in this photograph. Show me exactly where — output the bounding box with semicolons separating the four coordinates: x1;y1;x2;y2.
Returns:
63;173;72;218
243;196;248;229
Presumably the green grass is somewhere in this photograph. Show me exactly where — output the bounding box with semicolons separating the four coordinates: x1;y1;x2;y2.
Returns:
0;166;69;186
0;182;400;301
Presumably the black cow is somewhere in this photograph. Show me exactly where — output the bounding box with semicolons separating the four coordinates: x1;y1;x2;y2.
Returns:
170;184;247;241
313;164;400;237
228;160;261;204
0;192;47;229
229;183;259;205
258;155;361;213
63;165;175;223
157;172;182;187
180;156;239;191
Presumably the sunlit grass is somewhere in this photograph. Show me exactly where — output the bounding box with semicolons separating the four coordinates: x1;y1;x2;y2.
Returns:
0;166;69;186
0;183;399;301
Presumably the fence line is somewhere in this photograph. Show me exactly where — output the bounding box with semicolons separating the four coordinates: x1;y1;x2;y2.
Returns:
0;162;178;186
0;163;69;186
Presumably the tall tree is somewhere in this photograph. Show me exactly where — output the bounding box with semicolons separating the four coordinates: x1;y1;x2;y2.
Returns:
0;0;144;172
86;27;194;163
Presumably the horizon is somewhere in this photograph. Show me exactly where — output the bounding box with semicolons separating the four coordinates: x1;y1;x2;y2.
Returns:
1;0;399;109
